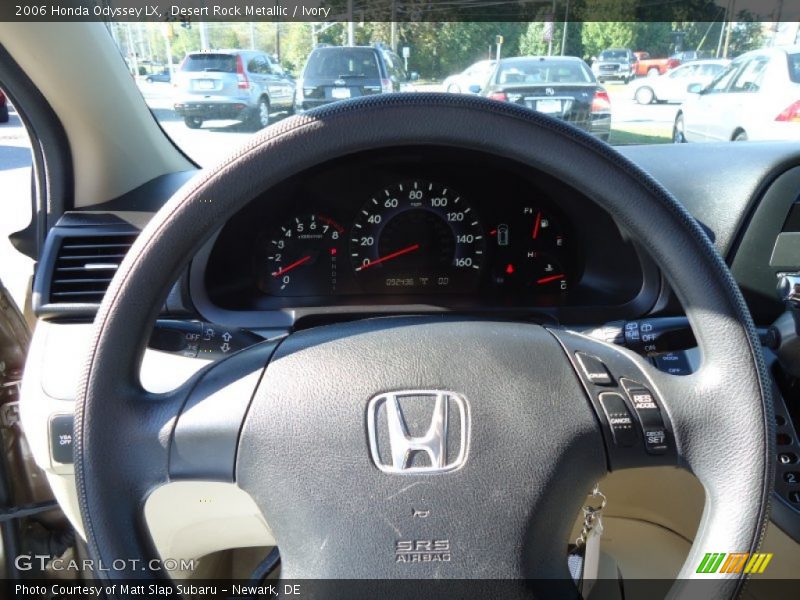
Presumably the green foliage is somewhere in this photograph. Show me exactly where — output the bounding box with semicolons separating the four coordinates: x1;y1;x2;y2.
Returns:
726;12;765;57
581;22;637;57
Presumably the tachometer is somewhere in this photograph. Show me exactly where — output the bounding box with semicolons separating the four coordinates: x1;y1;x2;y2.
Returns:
258;214;344;296
350;181;485;293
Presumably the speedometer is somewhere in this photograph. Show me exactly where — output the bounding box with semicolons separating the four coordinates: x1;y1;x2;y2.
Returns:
350;181;485;294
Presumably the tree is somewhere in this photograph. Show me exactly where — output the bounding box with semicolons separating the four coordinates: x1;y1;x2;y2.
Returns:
725;12;765;57
581;22;637;58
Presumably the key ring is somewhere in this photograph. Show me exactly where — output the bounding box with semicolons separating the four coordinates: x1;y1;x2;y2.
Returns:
575;485;607;547
585;485;607;513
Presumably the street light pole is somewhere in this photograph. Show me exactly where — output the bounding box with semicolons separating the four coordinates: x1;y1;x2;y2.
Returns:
561;0;569;55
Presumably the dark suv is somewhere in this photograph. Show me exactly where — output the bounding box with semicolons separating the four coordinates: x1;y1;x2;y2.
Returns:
173;50;295;129
0;87;8;123
296;45;413;112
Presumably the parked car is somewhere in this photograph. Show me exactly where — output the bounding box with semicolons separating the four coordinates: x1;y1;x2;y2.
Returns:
0;88;8;123
173;50;295;129
145;68;171;83
442;59;496;94
670;50;714;64
632;59;729;104
295;45;414;112
591;48;637;84
482;56;611;141
674;46;800;142
633;51;680;77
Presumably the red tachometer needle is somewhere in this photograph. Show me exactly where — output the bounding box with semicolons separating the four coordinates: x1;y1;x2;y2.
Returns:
356;243;420;272
272;255;311;277
532;211;542;239
536;273;564;285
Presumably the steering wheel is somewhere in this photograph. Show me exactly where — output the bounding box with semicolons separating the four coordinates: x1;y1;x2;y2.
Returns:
75;95;773;597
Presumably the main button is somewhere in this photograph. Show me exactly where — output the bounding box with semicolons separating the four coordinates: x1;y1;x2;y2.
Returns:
575;352;613;385
598;392;638;447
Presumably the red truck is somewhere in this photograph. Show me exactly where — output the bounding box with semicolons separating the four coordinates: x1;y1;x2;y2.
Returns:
633;52;680;77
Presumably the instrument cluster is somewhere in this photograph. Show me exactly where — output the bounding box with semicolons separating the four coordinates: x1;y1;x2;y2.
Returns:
201;147;650;317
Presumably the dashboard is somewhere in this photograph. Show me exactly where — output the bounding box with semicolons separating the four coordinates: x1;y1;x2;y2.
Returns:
198;147;656;324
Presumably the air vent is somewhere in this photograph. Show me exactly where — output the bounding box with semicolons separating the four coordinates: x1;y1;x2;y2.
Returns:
49;234;137;303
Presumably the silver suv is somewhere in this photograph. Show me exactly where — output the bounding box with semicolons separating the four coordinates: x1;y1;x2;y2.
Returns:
173;50;295;129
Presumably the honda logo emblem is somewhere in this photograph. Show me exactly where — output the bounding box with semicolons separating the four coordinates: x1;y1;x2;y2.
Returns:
367;391;470;474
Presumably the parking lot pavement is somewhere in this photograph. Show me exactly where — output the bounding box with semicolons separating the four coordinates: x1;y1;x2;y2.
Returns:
604;80;678;142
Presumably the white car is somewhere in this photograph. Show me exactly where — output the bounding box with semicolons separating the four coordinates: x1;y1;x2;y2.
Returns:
632;60;729;105
674;46;800;142
441;59;495;94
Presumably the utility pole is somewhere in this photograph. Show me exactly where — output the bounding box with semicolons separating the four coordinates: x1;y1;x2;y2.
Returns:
347;0;355;46
390;0;397;52
161;23;175;76
249;22;256;49
723;0;736;58
125;23;138;76
547;0;556;55
561;0;569;55
199;21;209;51
275;23;281;60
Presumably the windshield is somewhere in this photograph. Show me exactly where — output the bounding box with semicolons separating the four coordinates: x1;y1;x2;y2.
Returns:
790;53;800;83
304;48;381;79
181;53;237;73
112;21;799;166
496;59;593;84
599;50;629;60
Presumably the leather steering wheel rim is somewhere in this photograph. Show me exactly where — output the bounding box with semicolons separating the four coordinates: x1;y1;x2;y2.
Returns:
75;94;773;596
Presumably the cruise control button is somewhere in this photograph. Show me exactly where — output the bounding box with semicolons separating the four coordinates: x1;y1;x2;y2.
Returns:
575;352;613;385
598;392;638;447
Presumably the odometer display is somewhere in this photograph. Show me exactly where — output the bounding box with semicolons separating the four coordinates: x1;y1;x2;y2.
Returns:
350;181;485;294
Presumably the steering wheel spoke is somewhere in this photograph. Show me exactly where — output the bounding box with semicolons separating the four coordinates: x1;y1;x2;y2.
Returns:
549;328;679;471
168;340;279;481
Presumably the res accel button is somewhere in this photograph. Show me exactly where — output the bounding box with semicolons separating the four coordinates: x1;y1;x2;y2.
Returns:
575;352;613;385
620;379;669;455
49;414;74;464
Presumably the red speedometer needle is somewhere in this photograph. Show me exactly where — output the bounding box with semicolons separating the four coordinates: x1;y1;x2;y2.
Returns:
272;255;311;277
532;211;542;239
356;243;420;272
536;273;564;285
